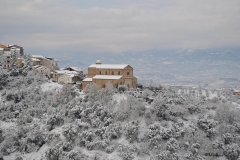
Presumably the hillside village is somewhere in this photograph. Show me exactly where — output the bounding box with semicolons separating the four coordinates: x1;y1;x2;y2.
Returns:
1;44;240;96
1;44;240;160
0;44;139;91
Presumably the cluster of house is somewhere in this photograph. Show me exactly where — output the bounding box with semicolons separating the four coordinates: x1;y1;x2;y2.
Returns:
0;44;84;85
0;44;24;68
0;44;138;90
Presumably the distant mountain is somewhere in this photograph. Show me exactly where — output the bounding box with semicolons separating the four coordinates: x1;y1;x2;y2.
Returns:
53;48;240;88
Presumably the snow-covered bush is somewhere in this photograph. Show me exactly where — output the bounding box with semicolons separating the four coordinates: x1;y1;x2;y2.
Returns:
0;129;4;143
197;116;218;138
145;123;173;149
151;97;170;120
124;121;139;143
166;138;179;153
99;82;117;106
223;143;240;160
104;123;122;140
69;106;83;119
118;85;128;92
183;143;204;160
187;104;201;114
156;150;180;160
84;83;99;103
78;130;94;150
62;124;79;142
105;145;115;153
1;133;20;155
45;144;62;160
47;114;64;130
68;150;86;160
142;89;153;99
172;119;185;138
118;145;135;160
16;113;33;125
26;127;45;148
0;73;8;90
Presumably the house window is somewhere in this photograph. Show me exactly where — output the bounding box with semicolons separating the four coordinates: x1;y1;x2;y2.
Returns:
112;71;114;75
99;71;101;75
118;71;120;75
127;72;130;76
105;71;107;75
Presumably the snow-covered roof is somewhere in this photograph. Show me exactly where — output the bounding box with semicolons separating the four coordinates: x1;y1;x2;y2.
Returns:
32;55;44;58
69;67;82;71
93;75;122;80
54;70;78;74
82;78;93;82
0;48;3;50
10;48;20;50
89;64;128;69
32;58;41;61
33;65;42;69
46;57;58;61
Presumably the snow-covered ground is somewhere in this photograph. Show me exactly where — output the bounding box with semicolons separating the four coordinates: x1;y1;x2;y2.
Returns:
4;145;48;160
41;81;62;92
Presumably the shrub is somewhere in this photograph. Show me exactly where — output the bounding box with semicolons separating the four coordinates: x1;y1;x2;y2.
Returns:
47;114;64;130
62;124;79;142
124;121;139;143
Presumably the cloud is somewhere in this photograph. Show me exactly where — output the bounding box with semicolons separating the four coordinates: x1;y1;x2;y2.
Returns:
0;0;240;53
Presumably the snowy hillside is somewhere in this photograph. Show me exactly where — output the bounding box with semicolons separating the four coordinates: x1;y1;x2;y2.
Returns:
1;67;240;160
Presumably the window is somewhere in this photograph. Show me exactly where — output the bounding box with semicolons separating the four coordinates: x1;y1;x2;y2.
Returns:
127;72;130;76
118;71;120;75
105;71;107;75
112;71;114;75
99;71;101;75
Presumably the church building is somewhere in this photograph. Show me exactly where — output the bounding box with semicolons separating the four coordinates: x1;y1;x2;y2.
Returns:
82;60;137;89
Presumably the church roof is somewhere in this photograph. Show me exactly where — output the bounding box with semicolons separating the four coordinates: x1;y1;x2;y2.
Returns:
89;64;128;69
93;75;122;80
82;78;93;82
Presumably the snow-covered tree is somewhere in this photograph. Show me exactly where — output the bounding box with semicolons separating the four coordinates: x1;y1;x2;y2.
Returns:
84;83;99;103
22;54;33;76
10;49;19;76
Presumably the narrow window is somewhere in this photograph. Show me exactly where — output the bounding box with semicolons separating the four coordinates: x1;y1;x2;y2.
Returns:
127;72;129;76
105;71;107;75
99;71;101;75
118;71;120;75
112;71;114;75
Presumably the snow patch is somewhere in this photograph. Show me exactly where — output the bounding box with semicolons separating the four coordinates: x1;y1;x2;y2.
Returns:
41;81;62;92
112;93;127;103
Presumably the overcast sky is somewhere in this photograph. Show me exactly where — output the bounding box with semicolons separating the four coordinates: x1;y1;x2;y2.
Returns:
0;0;240;54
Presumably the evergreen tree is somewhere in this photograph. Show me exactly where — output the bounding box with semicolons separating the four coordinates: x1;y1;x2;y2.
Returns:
22;54;33;76
10;49;19;76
